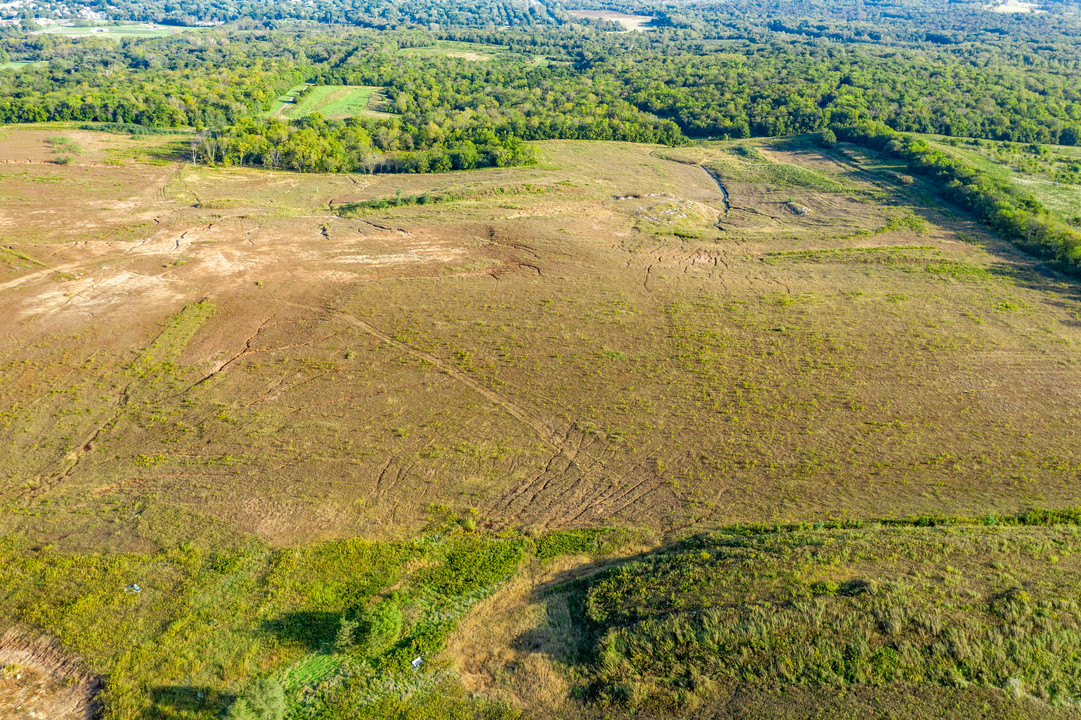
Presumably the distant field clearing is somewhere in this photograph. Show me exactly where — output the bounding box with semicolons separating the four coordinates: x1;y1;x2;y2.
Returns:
34;23;181;38
988;0;1043;11
277;85;384;120
566;10;654;30
0;61;45;71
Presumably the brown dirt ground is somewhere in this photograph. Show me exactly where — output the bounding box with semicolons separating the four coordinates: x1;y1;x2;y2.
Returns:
1;127;1080;551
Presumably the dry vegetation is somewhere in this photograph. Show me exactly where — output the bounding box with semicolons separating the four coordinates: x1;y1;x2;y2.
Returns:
2;124;1081;717
1;126;1079;553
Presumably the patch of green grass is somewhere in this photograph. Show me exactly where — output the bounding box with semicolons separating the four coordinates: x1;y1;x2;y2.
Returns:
265;84;309;118
334;183;551;215
0;61;45;72
37;23;180;38
710;145;849;192
400;41;504;61
280;86;382;121
929;138;1081;226
0;524;528;720
0;245;49;269
127;301;215;378
535;529;625;561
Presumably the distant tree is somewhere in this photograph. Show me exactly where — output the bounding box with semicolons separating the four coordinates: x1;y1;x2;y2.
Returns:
816;128;837;148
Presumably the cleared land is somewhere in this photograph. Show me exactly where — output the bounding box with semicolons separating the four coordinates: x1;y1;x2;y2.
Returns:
928;137;1081;224
34;23;181;38
566;10;654;30
0;61;45;71
402;40;532;61
1;126;1080;552
279;85;384;120
2;125;1081;719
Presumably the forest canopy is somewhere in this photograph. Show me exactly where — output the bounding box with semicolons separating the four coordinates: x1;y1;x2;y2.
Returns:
4;0;1081;172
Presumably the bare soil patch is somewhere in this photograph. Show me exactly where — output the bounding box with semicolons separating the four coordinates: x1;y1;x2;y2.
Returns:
566;10;653;30
0;627;99;720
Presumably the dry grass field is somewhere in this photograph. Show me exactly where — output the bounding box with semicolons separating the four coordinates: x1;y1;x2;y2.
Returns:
1;126;1079;555
3;124;1081;719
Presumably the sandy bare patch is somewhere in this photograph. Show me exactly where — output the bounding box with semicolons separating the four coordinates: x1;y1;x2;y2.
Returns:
988;0;1042;11
446;51;491;61
14;270;186;322
0;627;99;720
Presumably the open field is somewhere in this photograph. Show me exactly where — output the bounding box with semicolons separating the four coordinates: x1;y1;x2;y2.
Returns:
566;10;654;30
988;0;1043;12
2;124;1081;717
1;126;1080;551
401;40;538;62
34;23;182;38
927;137;1081;224
279;86;384;120
266;84;310;118
0;61;45;72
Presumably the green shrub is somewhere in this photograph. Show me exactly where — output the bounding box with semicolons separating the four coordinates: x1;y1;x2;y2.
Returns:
415;537;525;596
357;598;403;655
227;677;285;720
580;519;1081;709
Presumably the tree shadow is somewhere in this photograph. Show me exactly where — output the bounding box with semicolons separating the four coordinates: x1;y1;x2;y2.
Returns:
987;258;1081;327
508;541;692;667
149;685;236;717
262;611;341;651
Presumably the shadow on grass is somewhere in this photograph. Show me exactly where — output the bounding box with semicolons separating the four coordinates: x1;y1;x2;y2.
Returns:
262;610;341;651
149;685;236;717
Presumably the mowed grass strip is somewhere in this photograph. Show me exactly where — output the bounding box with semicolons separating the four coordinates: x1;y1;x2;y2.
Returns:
280;86;382;120
36;24;179;38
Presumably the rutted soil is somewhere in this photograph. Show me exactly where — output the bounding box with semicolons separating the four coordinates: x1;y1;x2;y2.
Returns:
2;129;1081;549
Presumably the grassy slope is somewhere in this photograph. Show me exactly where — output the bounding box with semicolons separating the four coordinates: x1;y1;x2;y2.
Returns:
584;517;1081;708
448;515;1081;720
266;84;309;118
0;509;528;720
1;130;1080;547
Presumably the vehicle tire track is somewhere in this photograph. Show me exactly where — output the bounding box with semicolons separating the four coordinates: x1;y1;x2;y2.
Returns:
283;301;576;459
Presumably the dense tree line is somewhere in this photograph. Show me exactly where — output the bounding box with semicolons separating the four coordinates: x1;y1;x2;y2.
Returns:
0;34;304;126
192;114;537;173
5;0;1081;173
7;0;560;29
617;43;1081;144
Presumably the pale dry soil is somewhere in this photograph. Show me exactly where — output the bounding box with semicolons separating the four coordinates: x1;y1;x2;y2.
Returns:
0;127;1079;552
0;627;99;720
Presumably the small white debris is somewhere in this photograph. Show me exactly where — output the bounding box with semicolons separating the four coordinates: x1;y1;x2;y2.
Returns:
411;656;423;670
